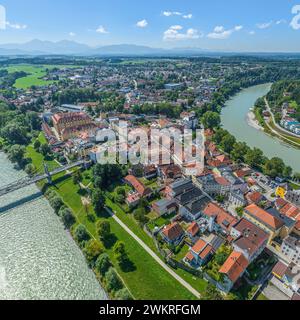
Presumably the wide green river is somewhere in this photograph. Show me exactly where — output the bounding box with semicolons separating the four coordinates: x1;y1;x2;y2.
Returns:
221;83;300;173
0;152;107;300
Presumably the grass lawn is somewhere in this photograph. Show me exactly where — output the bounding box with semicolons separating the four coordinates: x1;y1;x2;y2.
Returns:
46;174;196;300
174;244;190;261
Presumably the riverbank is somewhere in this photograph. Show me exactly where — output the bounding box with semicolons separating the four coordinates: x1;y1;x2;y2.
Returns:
221;83;300;173
246;110;264;131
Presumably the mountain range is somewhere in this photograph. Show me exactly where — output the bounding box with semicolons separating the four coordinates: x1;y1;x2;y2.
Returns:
0;39;212;56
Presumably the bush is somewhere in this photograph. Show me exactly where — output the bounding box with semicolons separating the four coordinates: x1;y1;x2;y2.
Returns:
105;268;123;292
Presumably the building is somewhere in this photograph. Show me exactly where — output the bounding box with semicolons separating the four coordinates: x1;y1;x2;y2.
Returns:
281;235;300;266
126;191;141;208
231;218;269;262
124;175;152;198
244;204;295;244
52;112;96;141
229;190;247;208
219;251;249;292
184;239;214;267
165;178;194;198
176;185;211;221
186;222;200;241
59;104;85;113
152;198;178;216
272;261;300;297
202;202;238;236
161;222;184;245
164;83;184;90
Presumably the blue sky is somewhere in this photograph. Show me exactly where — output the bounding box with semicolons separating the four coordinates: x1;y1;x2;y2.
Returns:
0;0;300;51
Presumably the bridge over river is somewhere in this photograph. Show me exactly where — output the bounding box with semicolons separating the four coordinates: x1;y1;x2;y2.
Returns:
0;160;85;197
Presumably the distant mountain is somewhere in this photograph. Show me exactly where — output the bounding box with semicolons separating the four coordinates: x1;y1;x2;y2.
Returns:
0;40;210;56
0;40;91;55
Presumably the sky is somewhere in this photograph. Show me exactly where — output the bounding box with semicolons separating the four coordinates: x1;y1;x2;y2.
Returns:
0;0;300;52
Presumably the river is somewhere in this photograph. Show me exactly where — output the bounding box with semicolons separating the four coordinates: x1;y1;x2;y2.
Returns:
0;152;107;300
221;83;300;173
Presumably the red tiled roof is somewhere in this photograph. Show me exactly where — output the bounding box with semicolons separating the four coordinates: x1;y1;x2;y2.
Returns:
192;239;207;254
272;261;288;278
219;251;249;283
124;175;152;197
199;244;214;260
245;204;284;230
203;203;238;232
162;222;184;241
280;203;300;219
186;222;199;237
275;198;288;209
185;251;194;262
246;191;263;204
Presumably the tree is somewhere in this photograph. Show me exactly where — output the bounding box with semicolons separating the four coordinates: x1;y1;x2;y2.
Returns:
92;189;105;215
96;220;111;241
95;253;111;275
133;207;148;226
1;122;28;145
230;142;250;162
25;163;36;176
83;239;104;265
245;148;265;168
115;288;133;300
39;143;51;156
201;111;221;129
59;207;76;229
49;196;64;214
113;241;129;266
220;134;236;153
263;157;286;178
8;144;25;166
25;111;41;130
73;170;83;185
74;225;90;243
201;284;224;301
33;139;41;150
105;267;123;292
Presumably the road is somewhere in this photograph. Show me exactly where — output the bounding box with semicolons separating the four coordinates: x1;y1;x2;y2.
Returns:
264;98;300;142
105;207;201;299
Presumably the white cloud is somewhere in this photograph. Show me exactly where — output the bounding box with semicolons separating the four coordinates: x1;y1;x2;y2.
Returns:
163;25;201;40
163;11;182;17
183;14;193;19
96;25;109;34
256;21;273;29
249;30;255;35
163;11;193;19
276;19;286;25
136;19;148;28
6;21;27;30
69;32;76;37
290;5;300;30
207;25;243;39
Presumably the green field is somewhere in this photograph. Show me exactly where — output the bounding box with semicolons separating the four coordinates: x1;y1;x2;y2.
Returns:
1;64;77;89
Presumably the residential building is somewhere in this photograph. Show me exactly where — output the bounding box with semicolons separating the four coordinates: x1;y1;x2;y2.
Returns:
124;175;152;198
152;198;178;216
281;235;300;266
184;239;214;267
244;204;295;244
186;222;200;241
219;251;249;292
229;190;247;208
161;222;184;245
231;218;269;262
202;202;238;236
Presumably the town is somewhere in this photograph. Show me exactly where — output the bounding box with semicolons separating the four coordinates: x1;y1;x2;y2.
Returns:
1;55;300;301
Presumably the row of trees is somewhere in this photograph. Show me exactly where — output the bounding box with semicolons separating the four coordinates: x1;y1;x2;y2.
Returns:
213;128;293;178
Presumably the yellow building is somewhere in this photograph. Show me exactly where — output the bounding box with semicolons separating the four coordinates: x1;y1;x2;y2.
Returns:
276;186;286;199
